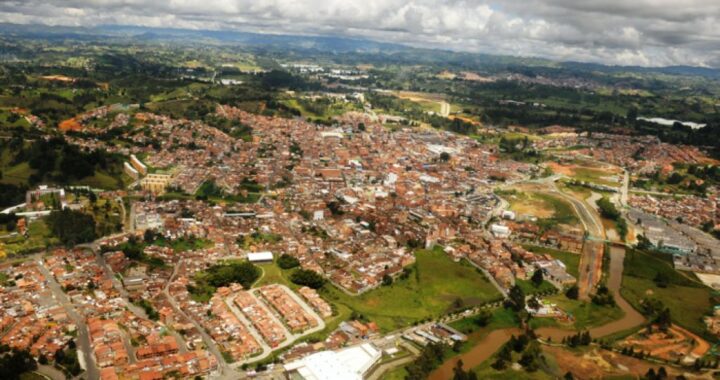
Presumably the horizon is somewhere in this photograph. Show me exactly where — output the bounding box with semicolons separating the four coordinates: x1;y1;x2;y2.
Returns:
2;21;720;71
1;0;719;68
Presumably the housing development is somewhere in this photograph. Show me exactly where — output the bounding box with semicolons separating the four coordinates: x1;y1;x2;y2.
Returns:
1;15;720;380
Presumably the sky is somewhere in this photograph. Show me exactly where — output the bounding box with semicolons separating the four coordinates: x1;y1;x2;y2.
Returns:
1;0;719;68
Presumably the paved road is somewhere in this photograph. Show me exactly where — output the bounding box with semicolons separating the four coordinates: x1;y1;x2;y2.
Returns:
620;170;629;207
548;183;605;300
36;261;99;380
161;262;232;377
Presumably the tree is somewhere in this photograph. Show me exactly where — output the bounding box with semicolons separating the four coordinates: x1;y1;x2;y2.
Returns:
0;349;37;380
204;261;261;289
645;368;656;380
509;284;526;311
452;359;478;380
277;254;300;269
655;308;672;332
531;269;544;287
405;343;445;379
382;274;393;286
565;285;579;300
491;357;507;370
143;229;158;244
527;297;541;310
290;269;326;289
473;310;492;327
46;209;97;246
653;272;670;288
591;285;615;306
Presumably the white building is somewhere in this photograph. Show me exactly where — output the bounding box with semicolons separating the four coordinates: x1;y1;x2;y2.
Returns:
501;210;516;220
284;343;381;380
490;224;511;238
247;251;274;263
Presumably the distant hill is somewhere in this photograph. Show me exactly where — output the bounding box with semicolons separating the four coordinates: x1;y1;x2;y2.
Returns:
0;22;719;77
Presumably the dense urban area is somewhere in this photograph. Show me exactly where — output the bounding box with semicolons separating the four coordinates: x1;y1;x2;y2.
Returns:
1;24;720;380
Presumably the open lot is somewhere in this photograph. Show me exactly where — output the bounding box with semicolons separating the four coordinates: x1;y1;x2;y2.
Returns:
321;247;503;331
547;160;623;188
621;249;713;337
506;190;579;226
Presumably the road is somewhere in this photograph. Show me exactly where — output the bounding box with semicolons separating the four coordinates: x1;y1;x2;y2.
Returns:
548;182;605;300
83;242;149;319
161;262;232;378
620;170;630;207
36;260;99;380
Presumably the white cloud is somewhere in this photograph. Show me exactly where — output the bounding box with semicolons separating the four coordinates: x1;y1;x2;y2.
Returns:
0;0;719;67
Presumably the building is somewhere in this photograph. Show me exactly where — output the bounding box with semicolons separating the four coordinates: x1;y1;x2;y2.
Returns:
130;154;148;176
140;174;172;195
490;224;511;238
501;210;516;220
284;343;381;380
124;162;140;180
247;251;274;263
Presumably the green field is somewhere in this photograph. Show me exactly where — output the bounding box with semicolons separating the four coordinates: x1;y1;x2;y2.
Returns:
537;295;625;330
620;249;713;337
515;279;557;296
473;360;555;380
254;262;294;288
570;167;620;188
321;247;503;331
449;308;520;337
524;245;581;278
1;219;59;255
0;162;33;185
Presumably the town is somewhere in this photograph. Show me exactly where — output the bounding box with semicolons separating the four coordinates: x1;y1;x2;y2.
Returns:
1;19;720;380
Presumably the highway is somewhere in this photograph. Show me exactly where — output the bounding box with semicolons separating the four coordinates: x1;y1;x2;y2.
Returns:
548;182;606;300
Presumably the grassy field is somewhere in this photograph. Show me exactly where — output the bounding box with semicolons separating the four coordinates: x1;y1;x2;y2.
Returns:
473;360;555;380
571;167;621;188
515;279;557;296
523;245;581;278
321;247;503;331
1;219;59;255
383;366;409;380
253;262;294;288
449;308;520;336
537;294;625;330
0;162;33;185
620;249;713;337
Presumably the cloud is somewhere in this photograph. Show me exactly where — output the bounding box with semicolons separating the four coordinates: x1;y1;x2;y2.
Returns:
0;0;719;67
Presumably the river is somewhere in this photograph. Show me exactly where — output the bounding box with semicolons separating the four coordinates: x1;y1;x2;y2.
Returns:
430;246;645;380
